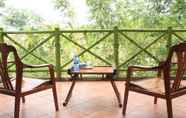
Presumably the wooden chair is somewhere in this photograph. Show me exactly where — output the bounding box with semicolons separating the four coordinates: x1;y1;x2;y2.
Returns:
123;42;186;118
0;43;59;118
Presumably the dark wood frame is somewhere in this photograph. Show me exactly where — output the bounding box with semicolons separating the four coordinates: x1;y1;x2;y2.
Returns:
123;42;186;118
0;43;59;118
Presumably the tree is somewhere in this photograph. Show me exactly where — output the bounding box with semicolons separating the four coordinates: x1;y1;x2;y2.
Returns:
0;0;5;7
0;0;6;16
1;7;44;30
53;0;76;28
146;0;172;13
86;0;117;28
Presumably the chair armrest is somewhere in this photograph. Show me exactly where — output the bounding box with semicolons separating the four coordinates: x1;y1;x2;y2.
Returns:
126;65;163;82
23;64;56;81
7;61;15;64
128;60;166;73
128;65;160;71
23;64;53;68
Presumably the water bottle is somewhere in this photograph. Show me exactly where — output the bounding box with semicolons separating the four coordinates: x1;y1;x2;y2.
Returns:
73;55;80;71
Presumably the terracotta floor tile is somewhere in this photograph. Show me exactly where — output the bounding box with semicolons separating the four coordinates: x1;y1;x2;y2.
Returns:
0;81;186;118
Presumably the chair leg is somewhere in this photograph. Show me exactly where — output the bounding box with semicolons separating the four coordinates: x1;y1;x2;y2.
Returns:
14;96;21;118
22;96;25;103
52;85;59;111
122;83;129;115
166;98;173;118
154;97;157;104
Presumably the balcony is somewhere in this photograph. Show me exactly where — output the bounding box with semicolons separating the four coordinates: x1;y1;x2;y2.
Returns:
1;28;186;118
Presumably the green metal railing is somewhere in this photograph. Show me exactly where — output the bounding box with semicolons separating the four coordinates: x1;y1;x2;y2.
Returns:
1;27;186;80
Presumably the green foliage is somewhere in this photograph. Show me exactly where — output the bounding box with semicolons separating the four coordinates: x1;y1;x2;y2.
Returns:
0;0;5;7
53;0;76;28
2;7;43;30
84;0;186;29
146;0;172;13
2;0;186;79
86;0;116;28
53;0;69;11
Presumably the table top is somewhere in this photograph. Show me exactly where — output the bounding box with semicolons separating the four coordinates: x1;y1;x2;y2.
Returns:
69;66;115;74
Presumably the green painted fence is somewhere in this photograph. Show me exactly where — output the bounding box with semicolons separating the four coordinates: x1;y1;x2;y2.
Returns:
1;27;186;80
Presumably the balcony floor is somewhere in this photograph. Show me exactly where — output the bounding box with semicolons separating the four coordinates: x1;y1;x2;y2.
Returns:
0;81;186;118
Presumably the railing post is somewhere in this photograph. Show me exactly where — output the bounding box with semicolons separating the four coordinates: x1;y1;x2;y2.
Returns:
0;28;4;43
55;27;61;80
113;26;119;78
167;27;172;51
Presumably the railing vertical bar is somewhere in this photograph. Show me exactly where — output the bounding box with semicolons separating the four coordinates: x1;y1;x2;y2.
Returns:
113;26;119;78
167;27;172;51
55;28;61;80
0;28;4;43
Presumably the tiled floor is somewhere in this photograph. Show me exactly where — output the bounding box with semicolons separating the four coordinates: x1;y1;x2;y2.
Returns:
0;81;186;118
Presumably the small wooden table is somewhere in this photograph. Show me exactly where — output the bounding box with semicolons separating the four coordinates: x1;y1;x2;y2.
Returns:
63;66;122;107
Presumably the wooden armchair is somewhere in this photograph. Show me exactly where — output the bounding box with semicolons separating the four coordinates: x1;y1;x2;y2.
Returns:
0;43;59;118
123;42;186;118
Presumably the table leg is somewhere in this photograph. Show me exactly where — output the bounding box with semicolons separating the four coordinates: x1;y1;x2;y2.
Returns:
110;80;122;107
63;80;76;106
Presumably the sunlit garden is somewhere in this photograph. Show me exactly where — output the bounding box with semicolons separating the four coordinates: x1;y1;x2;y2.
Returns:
0;0;186;118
